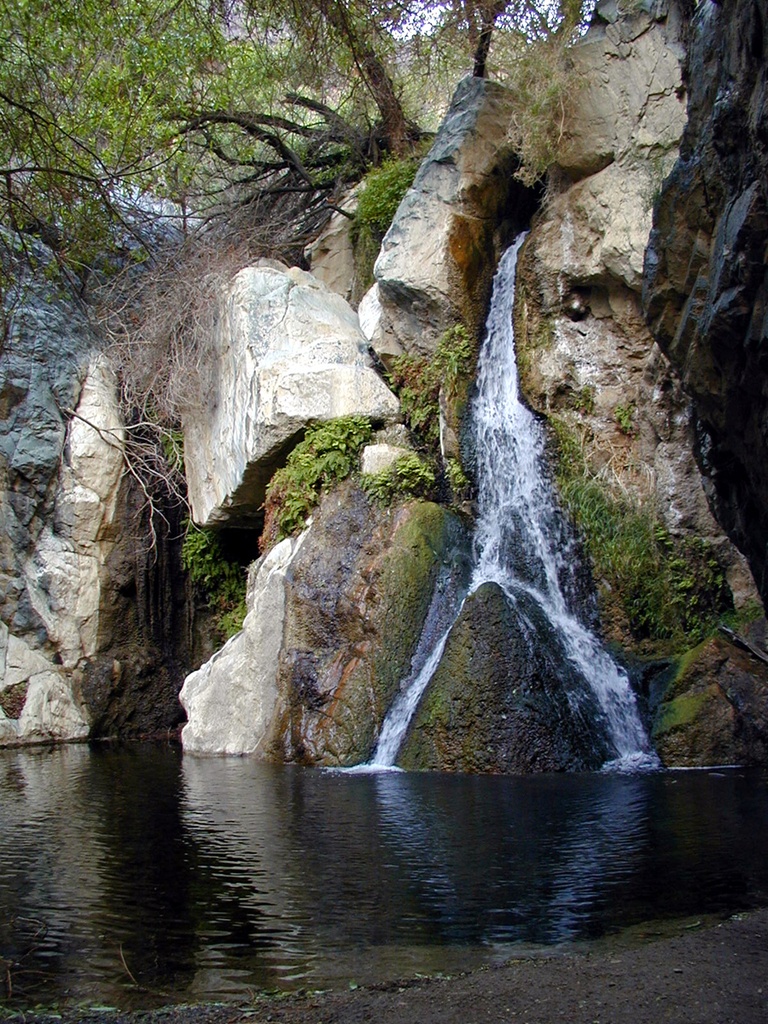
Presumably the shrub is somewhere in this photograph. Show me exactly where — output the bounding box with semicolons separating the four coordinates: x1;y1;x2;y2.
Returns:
352;156;420;290
182;526;247;641
355;158;420;236
261;416;373;549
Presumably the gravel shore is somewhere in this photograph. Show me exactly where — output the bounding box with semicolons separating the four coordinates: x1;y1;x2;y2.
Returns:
4;908;767;1024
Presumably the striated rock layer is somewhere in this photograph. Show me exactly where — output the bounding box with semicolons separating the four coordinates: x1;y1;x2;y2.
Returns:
183;263;399;528
644;0;768;605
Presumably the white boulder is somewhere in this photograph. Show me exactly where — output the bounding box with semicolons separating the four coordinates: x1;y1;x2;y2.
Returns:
183;263;399;528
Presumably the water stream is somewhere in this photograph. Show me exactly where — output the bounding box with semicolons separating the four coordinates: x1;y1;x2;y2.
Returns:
370;236;656;770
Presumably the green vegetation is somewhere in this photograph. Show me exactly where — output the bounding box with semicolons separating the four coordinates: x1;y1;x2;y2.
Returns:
355;158;421;237
352;156;420;290
550;418;732;649
361;452;436;504
388;323;477;453
445;456;471;495
614;401;636;435
261;416;373;548
181;527;247;641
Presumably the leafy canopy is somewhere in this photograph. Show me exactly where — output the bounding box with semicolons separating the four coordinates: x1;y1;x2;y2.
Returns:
0;0;593;277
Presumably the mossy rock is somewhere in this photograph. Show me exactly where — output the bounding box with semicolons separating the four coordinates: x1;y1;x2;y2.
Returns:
397;582;611;773
276;482;471;766
651;632;768;767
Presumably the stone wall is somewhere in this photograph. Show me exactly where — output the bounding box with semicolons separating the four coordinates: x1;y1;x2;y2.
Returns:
0;259;191;745
644;0;768;605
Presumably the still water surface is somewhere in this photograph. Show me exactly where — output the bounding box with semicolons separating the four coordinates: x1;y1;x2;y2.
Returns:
1;744;767;1009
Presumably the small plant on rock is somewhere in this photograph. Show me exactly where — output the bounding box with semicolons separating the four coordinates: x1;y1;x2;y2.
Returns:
182;526;247;641
361;452;436;504
261;416;373;549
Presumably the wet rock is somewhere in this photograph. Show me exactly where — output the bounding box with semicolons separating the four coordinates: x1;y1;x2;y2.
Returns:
0;262;192;746
180;482;471;764
643;0;768;604
398;582;611;773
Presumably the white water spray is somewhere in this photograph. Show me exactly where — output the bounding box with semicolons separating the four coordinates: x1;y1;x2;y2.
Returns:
369;236;657;771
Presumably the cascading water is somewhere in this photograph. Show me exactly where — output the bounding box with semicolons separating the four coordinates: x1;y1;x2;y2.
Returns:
369;234;657;772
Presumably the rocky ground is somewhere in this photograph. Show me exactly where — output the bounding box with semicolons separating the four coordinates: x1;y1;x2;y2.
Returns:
5;909;767;1024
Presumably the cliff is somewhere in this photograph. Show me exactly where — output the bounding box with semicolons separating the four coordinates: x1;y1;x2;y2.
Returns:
644;0;768;606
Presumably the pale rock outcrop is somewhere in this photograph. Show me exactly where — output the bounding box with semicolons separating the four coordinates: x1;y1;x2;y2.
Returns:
360;76;535;362
535;1;688;302
360;443;412;475
517;1;760;626
305;187;359;304
180;531;309;756
0;355;125;742
25;357;125;667
183;262;400;528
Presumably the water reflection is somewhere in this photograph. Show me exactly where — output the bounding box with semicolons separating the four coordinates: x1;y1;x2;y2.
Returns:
0;746;766;1010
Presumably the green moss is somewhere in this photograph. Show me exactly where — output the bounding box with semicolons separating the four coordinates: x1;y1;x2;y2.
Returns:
355;158;420;236
653;691;710;739
550;419;733;650
369;502;456;717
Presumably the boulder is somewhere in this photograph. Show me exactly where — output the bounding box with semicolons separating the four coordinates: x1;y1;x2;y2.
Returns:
360;443;412;475
651;629;768;767
397;582;611;773
180;482;471;764
360;76;537;362
182;263;400;528
180;531;309;756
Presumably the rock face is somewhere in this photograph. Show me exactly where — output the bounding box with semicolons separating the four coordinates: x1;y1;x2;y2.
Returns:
650;628;768;767
517;0;759;632
398;583;611;773
643;0;768;605
305;187;359;304
0;262;191;745
181;483;471;763
359;76;537;363
183;263;400;528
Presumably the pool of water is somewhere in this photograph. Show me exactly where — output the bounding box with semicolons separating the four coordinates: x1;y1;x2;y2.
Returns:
1;743;767;1010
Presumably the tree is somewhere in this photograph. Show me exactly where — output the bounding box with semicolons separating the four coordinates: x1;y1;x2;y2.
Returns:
0;0;593;285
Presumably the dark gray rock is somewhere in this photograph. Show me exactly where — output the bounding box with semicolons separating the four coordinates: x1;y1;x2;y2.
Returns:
643;0;768;602
398;582;612;773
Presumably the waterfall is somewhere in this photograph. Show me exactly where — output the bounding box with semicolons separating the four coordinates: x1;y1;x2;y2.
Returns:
369;235;657;772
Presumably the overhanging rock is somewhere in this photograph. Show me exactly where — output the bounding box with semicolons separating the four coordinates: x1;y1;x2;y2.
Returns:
183;263;400;528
